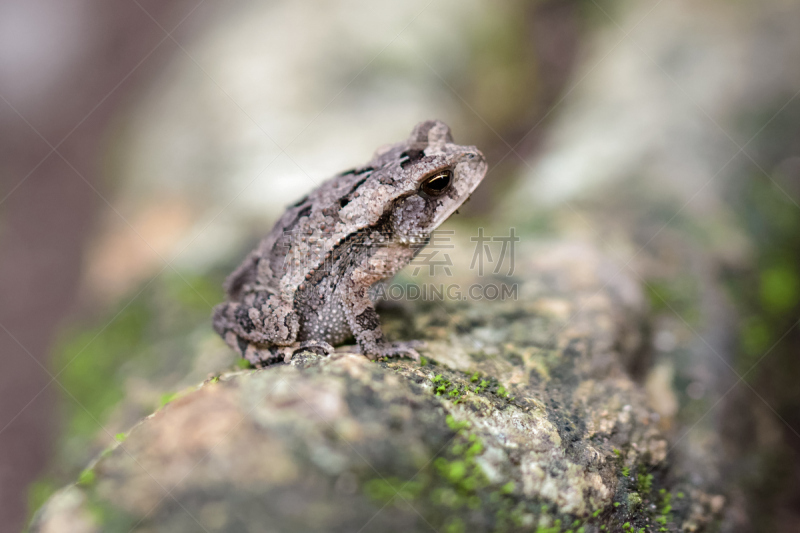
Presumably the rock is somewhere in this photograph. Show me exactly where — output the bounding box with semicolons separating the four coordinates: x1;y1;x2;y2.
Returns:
30;243;723;532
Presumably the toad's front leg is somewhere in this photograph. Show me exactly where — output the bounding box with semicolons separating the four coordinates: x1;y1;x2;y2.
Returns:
344;298;423;361
338;244;424;361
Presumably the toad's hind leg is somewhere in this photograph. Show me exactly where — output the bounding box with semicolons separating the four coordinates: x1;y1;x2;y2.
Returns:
213;292;299;367
219;331;286;368
219;333;334;367
212;292;299;346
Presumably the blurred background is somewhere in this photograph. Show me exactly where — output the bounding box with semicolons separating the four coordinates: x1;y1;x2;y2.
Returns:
1;0;799;532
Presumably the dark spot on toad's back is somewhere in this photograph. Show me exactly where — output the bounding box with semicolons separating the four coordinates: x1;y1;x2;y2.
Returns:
235;306;256;333
400;149;425;169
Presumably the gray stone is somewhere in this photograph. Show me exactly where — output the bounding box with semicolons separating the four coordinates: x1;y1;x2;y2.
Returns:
30;243;722;533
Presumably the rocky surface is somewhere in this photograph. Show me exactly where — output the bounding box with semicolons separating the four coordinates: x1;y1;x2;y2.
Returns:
30;243;724;532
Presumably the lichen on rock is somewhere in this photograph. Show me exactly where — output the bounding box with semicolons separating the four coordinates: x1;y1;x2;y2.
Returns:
30;243;723;532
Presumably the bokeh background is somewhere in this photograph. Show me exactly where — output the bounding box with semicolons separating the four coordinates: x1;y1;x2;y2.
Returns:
1;0;799;532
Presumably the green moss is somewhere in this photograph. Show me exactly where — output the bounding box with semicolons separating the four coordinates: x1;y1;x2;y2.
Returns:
164;272;222;313
467;440;483;455
645;277;701;325
740;317;772;358
655;490;674;529
85;498;137;530
77;468;96;487
363;477;424;503
26;479;59;523
158;391;180;408
444;516;465;533
418;366;645;531
38;269;229;501
443;460;467;482
535;519;563;533
636;467;653;495
445;414;470;432
431;375;475;404
53;300;150;441
759;264;800;314
358;393;517;530
627;492;642;508
720;152;800;527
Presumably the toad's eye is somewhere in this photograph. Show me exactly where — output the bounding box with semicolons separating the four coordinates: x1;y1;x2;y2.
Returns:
420;170;452;196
